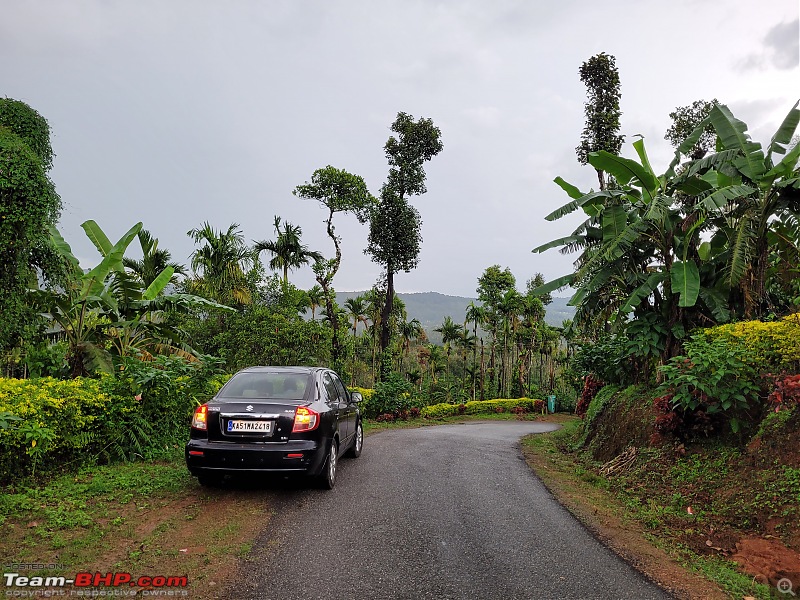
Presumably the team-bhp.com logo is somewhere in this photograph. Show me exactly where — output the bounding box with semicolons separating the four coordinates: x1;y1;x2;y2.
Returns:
4;571;188;589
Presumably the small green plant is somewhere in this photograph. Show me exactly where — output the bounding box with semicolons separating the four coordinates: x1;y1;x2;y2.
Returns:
17;421;56;475
0;410;20;430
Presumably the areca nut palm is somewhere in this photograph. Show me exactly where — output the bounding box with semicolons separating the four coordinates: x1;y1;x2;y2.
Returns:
254;215;323;286
187;222;254;307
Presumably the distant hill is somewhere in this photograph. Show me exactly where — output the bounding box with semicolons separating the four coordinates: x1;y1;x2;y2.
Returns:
333;291;575;342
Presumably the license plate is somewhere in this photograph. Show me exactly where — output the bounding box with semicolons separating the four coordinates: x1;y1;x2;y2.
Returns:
227;420;273;433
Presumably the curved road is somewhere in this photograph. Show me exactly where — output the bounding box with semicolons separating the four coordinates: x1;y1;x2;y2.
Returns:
226;422;671;600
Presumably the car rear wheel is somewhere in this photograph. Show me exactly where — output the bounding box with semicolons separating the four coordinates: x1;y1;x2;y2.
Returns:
318;440;338;490
347;421;363;458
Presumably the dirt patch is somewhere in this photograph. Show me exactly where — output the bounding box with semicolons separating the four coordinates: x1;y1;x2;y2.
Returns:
584;388;657;463
109;486;272;598
731;537;800;589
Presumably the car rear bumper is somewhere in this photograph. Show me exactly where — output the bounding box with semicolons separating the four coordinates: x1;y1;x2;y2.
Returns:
185;438;327;476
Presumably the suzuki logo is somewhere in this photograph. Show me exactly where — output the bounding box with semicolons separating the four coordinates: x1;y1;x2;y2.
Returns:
246;405;254;412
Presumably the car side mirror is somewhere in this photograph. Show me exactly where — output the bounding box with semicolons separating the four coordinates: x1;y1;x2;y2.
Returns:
350;392;363;403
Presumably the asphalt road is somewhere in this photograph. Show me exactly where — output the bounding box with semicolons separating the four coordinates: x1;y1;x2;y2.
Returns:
225;422;671;600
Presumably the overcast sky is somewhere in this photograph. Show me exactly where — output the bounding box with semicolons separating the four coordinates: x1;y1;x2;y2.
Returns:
2;1;798;297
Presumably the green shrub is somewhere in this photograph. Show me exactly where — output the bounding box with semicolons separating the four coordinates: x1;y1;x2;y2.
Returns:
702;314;800;372
421;397;545;419
658;334;761;432
348;386;374;417
573;335;637;385
0;356;228;483
0;376;132;481
368;373;416;418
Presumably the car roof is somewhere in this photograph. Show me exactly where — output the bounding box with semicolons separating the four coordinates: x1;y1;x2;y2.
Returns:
236;366;324;374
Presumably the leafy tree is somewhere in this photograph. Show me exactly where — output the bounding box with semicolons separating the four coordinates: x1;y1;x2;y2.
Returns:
0;98;54;170
217;304;330;370
254;216;323;286
576;53;624;190
186;222;255;307
664;99;720;160
123;228;186;288
294;166;374;365
526;274;551;306
0;99;61;351
366;112;443;371
477;266;516;395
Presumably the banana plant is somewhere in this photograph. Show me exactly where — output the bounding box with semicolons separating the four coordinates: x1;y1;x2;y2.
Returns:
33;221;232;377
532;101;800;361
670;101;800;316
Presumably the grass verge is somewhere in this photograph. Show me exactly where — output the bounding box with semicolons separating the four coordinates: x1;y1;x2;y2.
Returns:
0;449;269;598
521;419;775;600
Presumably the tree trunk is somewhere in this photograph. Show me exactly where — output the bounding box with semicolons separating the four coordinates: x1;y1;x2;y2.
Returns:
379;268;394;379
480;340;485;401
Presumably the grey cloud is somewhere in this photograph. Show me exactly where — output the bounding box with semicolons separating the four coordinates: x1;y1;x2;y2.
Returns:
738;18;799;71
765;18;799;69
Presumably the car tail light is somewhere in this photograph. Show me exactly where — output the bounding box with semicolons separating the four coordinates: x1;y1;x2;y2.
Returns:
192;404;208;430
292;406;319;432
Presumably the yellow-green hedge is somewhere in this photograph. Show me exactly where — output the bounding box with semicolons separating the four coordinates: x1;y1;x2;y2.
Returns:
421;398;545;419
0;375;139;481
702;314;800;371
0;370;232;483
348;387;374;415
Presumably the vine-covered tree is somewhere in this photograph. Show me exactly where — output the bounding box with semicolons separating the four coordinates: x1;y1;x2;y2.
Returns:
366;112;443;372
576;53;624;190
294;166;374;365
0;99;62;351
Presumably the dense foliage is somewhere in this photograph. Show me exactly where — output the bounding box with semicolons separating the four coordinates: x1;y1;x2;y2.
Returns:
536;102;800;374
0;99;62;352
0;356;226;482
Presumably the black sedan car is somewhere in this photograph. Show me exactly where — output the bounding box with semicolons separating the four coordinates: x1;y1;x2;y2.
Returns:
186;366;363;489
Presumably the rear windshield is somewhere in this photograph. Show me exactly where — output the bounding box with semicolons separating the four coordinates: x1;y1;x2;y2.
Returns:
218;372;310;400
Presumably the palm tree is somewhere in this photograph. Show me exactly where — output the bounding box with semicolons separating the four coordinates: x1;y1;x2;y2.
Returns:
344;296;368;386
123;229;186;288
425;344;445;386
363;288;384;383
434;316;461;380
187;222;253;307
254;216;323;286
465;302;485;399
307;285;324;321
496;290;522;397
398;318;423;373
